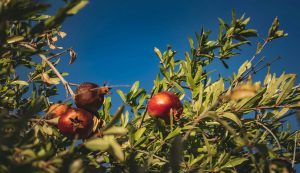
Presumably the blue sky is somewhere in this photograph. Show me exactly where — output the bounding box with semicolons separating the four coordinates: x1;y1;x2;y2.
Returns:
52;0;300;117
52;0;300;93
49;0;299;169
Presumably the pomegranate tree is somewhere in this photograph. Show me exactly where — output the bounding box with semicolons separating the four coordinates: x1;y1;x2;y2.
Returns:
1;1;299;173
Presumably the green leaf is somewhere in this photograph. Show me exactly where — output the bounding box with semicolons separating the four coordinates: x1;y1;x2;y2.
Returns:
165;127;181;141
188;37;194;49
237;60;251;78
30;15;51;20
69;159;84;173
84;138;110;151
172;82;185;94
222;157;248;169
26;96;46;115
134;127;146;141
154;47;163;59
160;66;170;80
48;77;60;85
102;126;128;136
221;112;242;127
231;9;237;27
42;124;53;135
116;90;126;103
268;17;279;38
256;42;263;54
109;138;125;162
237;88;265;110
11;80;29;86
274;108;289;119
230;41;250;49
239;29;257;37
276;74;296;105
242;17;251;25
102;104;125;131
7;36;24;44
130;81;140;93
66;1;89;15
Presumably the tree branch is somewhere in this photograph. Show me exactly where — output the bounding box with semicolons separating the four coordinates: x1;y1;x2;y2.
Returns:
292;131;298;168
20;43;75;99
47;47;72;60
256;121;281;150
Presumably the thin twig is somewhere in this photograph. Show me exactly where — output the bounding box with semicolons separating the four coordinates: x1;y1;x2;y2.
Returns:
47;47;72;60
240;56;265;80
292;131;298;168
248;56;281;77
240;56;281;83
89;85;131;91
256;121;281;150
68;83;80;86
232;38;270;86
249;38;269;63
136;149;169;163
138;89;156;128
238;104;300;112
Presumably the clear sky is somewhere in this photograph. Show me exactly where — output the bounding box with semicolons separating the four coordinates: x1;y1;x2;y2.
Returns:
51;0;300;95
49;0;299;169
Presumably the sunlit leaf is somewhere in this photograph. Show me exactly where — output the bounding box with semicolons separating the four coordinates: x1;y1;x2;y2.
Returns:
102;126;128;136
165;127;181;141
7;36;24;44
66;1;89;15
84;138;110;151
11;80;29;86
221;112;242;127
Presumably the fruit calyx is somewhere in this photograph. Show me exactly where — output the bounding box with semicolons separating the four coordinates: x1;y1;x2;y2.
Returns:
58;108;94;139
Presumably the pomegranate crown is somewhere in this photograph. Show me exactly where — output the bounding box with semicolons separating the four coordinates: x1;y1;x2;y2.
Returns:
98;85;112;95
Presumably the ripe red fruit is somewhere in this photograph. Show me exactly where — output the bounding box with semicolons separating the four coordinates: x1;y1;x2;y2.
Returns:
75;82;110;113
147;91;183;121
46;103;70;119
58;108;94;139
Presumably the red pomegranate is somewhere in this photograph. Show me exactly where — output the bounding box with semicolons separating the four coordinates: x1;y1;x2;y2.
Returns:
46;103;70;119
147;91;183;121
75;82;110;113
58;108;94;139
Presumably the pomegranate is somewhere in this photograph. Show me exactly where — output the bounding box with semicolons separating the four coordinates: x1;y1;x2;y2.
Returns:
147;91;183;121
75;82;111;113
46;103;70;119
58;108;94;139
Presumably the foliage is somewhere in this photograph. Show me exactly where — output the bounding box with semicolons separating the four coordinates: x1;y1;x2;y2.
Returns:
0;1;299;173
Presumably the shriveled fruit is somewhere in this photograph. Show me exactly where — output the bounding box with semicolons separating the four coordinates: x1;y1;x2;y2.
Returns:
147;91;183;121
58;108;94;139
75;82;110;113
46;103;70;119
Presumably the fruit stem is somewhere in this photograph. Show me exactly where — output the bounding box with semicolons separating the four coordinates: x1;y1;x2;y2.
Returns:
47;47;73;60
89;85;131;91
139;89;156;128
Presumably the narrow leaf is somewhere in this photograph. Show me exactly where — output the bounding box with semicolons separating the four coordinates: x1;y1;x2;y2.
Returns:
221;112;242;127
